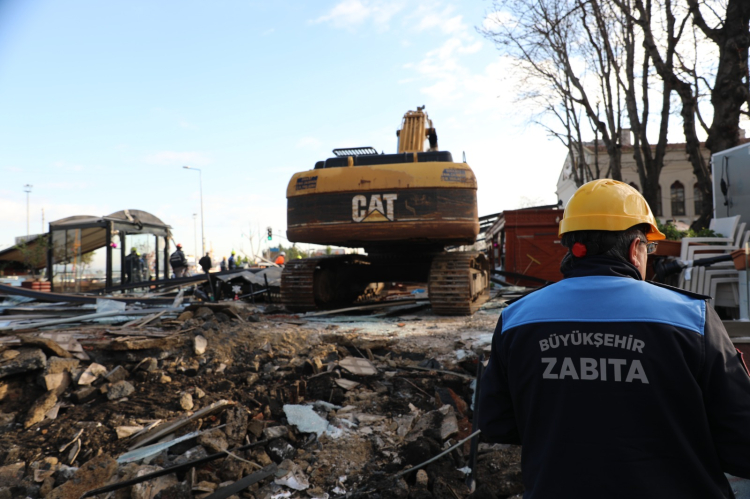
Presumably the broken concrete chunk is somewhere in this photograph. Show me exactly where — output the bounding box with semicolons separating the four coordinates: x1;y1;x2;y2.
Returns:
176;311;194;323
45;454;117;499
267;438;296;463
224;406;248;446
283;405;332;438
173;446;208;466
440;413;459;440
0;412;16;433
24;392;58;428
0;348;46;379
334;378;360;390
46;357;79;375
194;387;206;399
274;460;310;490
131;465;178;499
1;350;19;361
139;358;158;372
78;363;107;386
116;425;145;439
43;372;69;392
105;365;128;383
415;469;429;487
107;380;135;400
18;335;72;358
73;385;99;403
194;335;208;355
153;480;191;498
180;393;194;411
197;429;228;453
0;462;25;487
339;357;378;376
263;426;289;440
193;307;214;319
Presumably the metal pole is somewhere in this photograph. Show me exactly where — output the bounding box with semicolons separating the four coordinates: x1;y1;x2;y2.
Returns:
23;184;32;237
193;213;198;261
183;166;205;256
199;169;205;256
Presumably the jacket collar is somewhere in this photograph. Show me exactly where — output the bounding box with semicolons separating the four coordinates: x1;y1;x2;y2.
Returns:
562;255;643;281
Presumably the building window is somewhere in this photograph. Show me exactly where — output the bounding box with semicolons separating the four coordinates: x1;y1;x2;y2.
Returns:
694;183;703;216
671;181;686;216
629;182;639;192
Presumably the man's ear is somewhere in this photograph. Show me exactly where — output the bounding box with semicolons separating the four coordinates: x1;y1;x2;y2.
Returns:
628;238;640;267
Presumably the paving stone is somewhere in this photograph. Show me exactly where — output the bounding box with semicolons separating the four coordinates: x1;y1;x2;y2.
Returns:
0;348;46;379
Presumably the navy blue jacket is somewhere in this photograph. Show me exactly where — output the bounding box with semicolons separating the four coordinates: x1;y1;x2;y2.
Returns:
479;256;750;498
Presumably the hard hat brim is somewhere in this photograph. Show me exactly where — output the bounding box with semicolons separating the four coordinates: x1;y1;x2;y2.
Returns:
559;215;666;241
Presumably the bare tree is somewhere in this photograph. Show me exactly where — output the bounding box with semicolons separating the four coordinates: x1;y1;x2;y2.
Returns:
483;0;626;183
687;0;750;155
626;0;715;228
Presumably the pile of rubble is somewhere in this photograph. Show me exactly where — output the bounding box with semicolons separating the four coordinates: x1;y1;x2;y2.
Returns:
0;301;523;499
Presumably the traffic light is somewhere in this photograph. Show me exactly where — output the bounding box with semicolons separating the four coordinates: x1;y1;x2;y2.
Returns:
267;227;272;241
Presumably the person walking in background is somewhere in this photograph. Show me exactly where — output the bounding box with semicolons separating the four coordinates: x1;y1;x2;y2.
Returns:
198;252;212;273
220;256;228;271
228;250;237;270
169;243;188;278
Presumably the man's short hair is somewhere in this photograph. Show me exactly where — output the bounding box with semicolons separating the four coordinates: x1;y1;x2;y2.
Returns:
560;223;651;272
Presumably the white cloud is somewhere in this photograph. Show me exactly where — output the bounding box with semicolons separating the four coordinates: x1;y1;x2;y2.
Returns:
312;0;403;30
144;151;211;166
5;166;22;172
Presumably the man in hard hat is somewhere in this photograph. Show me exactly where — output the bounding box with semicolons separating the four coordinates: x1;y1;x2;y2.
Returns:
169;243;188;278
228;250;237;270
478;179;750;498
275;251;286;266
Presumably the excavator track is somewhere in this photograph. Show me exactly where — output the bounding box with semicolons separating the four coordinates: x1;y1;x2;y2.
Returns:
281;255;371;312
281;258;321;312
428;251;491;315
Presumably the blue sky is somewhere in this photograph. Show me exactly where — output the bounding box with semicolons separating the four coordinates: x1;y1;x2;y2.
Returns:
0;0;564;260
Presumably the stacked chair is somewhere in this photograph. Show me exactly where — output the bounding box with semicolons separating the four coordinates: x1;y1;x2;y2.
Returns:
678;215;750;314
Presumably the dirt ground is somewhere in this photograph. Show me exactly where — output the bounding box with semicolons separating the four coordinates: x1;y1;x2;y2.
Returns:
0;300;523;499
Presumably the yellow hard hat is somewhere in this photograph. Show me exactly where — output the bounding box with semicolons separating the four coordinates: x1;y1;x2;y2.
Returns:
559;179;665;241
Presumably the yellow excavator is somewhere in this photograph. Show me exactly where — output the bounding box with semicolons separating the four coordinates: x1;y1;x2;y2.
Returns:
281;107;490;315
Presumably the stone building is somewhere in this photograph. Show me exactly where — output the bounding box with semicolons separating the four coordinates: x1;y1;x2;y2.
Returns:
556;130;711;225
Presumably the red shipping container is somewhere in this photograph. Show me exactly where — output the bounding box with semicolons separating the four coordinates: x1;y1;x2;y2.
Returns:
503;208;567;287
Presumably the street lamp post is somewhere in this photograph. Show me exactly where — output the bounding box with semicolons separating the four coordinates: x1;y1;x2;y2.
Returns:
182;166;205;256
23;184;32;237
193;213;198;260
